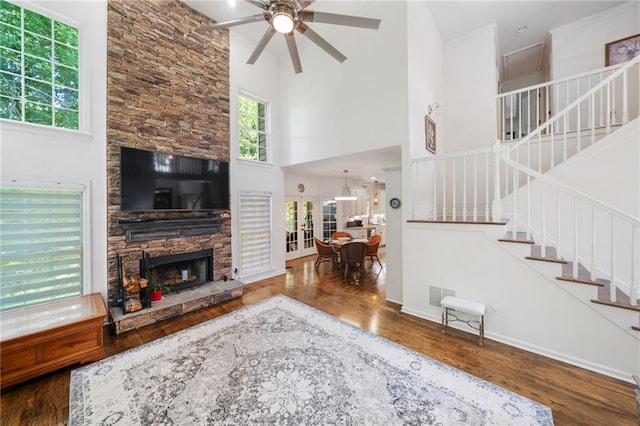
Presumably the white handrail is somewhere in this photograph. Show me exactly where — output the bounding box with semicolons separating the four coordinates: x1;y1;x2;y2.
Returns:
497;62;625;99
508;55;639;152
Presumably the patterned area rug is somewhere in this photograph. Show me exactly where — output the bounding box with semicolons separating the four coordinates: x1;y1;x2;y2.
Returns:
70;295;553;425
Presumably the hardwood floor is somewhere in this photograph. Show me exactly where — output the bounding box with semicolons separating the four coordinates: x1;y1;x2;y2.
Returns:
1;250;637;425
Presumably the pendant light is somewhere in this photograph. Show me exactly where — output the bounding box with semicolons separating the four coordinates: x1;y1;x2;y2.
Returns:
335;170;357;201
373;180;379;205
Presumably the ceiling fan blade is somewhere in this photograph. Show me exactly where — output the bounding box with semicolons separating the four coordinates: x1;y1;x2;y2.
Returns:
247;27;276;65
296;22;346;63
284;32;303;74
300;11;381;30
298;0;316;9
195;14;265;33
244;0;267;9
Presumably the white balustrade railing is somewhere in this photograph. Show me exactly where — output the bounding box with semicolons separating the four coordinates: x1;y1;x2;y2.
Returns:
502;56;640;307
411;147;501;222
410;55;639;311
497;60;638;142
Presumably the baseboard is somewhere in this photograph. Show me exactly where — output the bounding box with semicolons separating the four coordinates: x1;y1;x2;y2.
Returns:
400;306;636;384
240;269;287;284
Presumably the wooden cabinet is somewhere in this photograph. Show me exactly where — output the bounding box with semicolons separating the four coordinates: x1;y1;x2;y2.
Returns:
0;293;107;389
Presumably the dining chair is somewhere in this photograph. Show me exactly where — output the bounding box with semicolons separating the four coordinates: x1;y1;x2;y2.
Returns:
314;237;338;269
339;242;366;278
331;231;353;240
365;234;382;267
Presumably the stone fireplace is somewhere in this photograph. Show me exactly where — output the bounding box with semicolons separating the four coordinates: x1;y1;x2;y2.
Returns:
106;0;238;334
140;248;214;293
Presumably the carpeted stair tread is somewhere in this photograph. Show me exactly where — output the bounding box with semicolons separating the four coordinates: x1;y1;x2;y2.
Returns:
408;219;508;225
498;232;534;244
556;262;606;287
525;245;567;264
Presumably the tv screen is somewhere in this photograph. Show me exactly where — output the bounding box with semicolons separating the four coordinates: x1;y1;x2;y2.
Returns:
120;147;229;212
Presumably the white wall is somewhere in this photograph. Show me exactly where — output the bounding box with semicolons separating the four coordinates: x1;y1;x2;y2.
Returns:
401;223;640;382
384;167;402;303
443;24;498;153
230;33;287;282
279;1;409;166
0;1;108;300
550;2;640;79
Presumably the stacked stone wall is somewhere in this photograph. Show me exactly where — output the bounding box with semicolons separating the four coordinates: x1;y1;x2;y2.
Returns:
106;0;230;306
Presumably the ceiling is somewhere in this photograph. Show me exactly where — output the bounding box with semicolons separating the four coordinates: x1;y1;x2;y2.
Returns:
181;0;625;183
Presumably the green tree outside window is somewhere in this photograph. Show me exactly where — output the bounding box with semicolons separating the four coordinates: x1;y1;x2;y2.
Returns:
238;94;268;162
0;1;79;130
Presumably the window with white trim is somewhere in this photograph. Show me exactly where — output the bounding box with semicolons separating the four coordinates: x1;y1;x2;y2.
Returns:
238;94;268;162
0;183;85;311
239;192;272;276
0;0;80;129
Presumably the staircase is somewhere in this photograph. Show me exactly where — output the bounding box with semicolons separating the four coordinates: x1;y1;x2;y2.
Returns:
410;55;640;335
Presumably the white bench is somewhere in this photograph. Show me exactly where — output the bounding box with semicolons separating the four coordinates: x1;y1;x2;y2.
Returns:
440;295;486;347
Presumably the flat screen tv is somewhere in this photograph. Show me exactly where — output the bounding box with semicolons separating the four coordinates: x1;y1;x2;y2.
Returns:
120;146;229;212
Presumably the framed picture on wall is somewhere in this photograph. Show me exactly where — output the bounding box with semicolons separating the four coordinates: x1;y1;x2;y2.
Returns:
605;33;640;66
425;115;436;154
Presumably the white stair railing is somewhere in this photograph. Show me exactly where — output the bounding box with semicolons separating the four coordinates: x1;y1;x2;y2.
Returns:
410;147;502;222
410;56;640;310
497;61;634;142
502;56;640;307
506;56;639;176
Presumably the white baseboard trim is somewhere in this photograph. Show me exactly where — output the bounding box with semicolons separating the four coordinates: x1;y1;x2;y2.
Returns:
400;306;636;384
240;269;287;284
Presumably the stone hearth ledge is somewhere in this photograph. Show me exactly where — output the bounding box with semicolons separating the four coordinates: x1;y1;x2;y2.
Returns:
109;280;244;334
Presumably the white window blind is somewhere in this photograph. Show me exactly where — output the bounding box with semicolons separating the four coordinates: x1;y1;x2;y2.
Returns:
0;185;84;311
239;192;272;276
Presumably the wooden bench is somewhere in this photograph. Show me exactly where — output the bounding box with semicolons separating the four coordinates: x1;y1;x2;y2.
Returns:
440;295;486;347
0;293;107;389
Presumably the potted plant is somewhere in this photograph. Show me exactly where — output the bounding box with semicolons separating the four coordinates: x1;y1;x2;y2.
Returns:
149;283;170;302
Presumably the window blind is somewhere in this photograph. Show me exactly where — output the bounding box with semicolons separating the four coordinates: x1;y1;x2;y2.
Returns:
239;192;272;276
0;186;84;311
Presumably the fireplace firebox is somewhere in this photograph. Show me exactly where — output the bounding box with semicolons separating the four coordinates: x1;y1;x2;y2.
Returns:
140;249;214;294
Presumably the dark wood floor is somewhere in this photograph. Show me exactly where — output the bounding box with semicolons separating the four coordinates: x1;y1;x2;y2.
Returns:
1;250;637;425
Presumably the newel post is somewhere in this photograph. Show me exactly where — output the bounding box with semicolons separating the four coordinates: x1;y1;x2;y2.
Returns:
491;140;503;222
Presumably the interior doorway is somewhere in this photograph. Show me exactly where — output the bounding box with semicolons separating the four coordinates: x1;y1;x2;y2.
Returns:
285;197;316;260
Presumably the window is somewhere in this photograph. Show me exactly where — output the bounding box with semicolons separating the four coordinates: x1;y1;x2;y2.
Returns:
239;192;272;276
238;94;268;162
0;1;80;129
322;198;337;240
0;184;85;311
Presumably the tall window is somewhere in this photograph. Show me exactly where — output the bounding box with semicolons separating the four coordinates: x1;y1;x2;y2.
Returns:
0;184;85;311
238;94;268;162
239;192;272;277
0;1;80;129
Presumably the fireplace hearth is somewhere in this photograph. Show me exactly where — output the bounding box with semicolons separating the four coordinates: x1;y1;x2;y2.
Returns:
140;249;214;294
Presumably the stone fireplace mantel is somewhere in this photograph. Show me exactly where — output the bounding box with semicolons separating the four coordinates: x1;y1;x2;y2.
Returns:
118;216;225;242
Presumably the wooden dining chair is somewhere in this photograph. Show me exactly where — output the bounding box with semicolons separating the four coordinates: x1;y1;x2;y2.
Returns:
339;242;366;278
331;231;353;240
365;234;382;267
314;238;338;269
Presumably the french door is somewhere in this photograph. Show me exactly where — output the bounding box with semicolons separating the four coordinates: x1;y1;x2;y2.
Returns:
285;197;316;260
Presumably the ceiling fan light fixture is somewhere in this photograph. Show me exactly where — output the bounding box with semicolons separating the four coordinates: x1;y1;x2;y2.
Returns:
272;3;296;33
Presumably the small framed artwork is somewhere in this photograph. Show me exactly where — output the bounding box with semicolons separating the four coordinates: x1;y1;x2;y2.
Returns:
605;33;640;66
425;115;436;154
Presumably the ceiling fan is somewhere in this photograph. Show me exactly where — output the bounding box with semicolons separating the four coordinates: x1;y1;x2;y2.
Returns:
195;0;381;74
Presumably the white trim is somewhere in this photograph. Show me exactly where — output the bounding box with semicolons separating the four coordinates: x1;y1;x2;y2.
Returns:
0;119;92;143
400;305;636;384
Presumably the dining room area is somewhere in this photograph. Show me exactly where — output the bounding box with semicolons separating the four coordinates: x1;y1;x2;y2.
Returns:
312;231;385;283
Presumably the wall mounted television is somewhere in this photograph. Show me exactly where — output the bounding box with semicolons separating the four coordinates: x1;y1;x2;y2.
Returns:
120;146;229;212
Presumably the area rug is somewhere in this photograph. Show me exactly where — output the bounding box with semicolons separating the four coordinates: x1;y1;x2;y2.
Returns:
69;295;553;425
